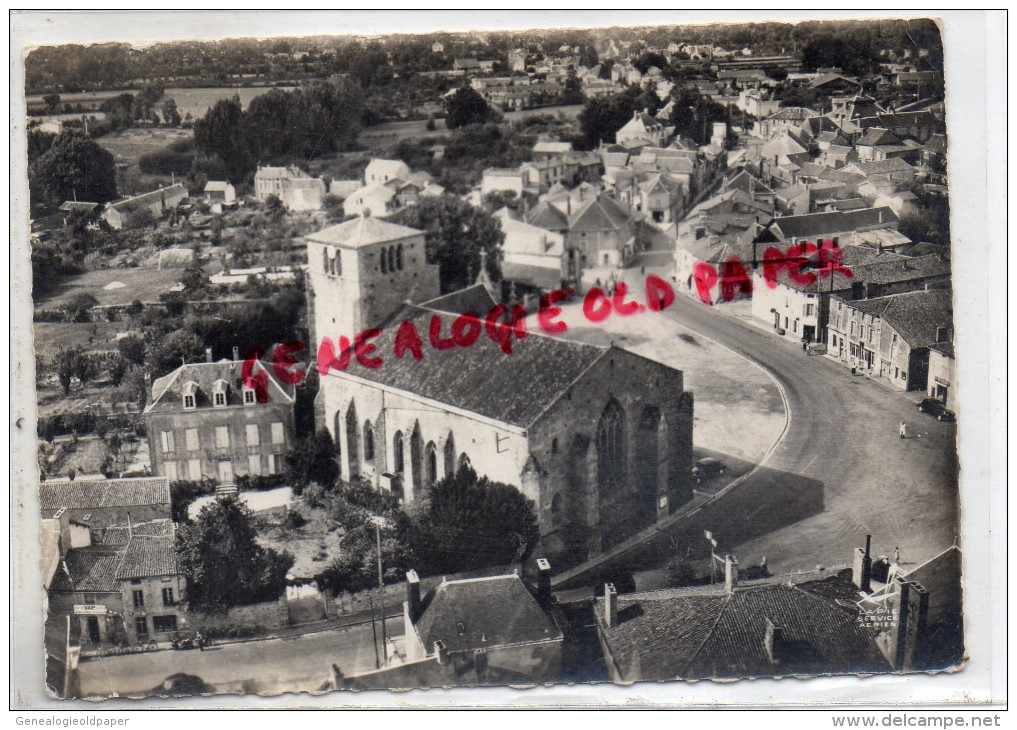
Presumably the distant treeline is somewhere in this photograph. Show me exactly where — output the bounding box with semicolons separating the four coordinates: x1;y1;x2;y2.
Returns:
24;19;943;94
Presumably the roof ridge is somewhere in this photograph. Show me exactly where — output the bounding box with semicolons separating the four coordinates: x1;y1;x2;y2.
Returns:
683;592;734;674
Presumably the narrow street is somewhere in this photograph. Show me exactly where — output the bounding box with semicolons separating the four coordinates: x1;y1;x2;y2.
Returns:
658;291;959;575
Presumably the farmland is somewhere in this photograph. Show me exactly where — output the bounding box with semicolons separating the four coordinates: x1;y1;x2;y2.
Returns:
161;85;295;120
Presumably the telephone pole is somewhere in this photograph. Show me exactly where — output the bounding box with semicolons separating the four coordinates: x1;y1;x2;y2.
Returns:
376;519;387;663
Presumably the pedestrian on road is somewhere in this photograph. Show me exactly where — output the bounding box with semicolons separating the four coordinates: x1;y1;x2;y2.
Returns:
899;421;907;439
196;630;204;651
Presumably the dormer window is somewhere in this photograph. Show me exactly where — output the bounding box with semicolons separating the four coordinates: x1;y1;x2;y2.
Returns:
243;388;256;405
182;381;198;410
212;379;229;408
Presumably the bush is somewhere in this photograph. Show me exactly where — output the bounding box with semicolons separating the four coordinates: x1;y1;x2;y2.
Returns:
235;474;287;492
344;480;399;515
139;148;195;176
663;556;700;588
169;478;217;524
284;509;308;530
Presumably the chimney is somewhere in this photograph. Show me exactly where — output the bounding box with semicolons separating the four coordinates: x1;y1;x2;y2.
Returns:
406;569;422;623
434;640;449;665
232;346;240;361
878;210;883;224
205;347;213;363
853;534;873;592
603;583;618;627
893;579;930;672
143;372;152;400
724;555;739;593
535;558;551;607
763;617;784;665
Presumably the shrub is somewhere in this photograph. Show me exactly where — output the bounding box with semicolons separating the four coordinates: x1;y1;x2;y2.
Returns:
283;509;308;530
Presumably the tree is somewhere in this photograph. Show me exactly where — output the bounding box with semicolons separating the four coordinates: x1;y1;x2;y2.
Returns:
117;334;146;365
389;195;504;293
63;292;99;323
193;95;252;181
145;329;204;376
42;93;61;113
317;516;415;595
562;66;584;105
161;98;182;126
176;495;294;611
576;86;643;149
285;430;341;494
663;555;700;588
406;466;540;575
444;86;493;129
323;194;346;222
29;134;118;205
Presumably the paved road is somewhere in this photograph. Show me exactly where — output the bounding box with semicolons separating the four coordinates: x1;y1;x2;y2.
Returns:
656;292;959;575
77;620;402;698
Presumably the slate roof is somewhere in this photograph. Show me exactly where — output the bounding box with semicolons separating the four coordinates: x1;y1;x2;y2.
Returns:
597;576;890;680
203;181;233;193
414;575;562;654
725;170;775;198
254;166;296;180
760;207;899;241
769;250;948;294
101;519;175;545
329;306;610;428
525;199;569;231
501;262;563;291
840;288;954;348
146;359;295;411
305;217;425;248
568;194;631;233
421;284;498;317
39;477;171;511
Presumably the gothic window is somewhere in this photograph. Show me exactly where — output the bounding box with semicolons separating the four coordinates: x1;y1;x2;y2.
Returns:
551;493;564;526
381;248;388;274
322;248;329;273
393;431;404;473
396;244;404;271
426;442;438;485
458;453;472;472
345;401;359;478
597;398;626;495
443;433;456;479
363;420;375;462
388;246;396;274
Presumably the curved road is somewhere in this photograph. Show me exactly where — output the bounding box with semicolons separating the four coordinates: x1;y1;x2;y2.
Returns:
659;294;959;575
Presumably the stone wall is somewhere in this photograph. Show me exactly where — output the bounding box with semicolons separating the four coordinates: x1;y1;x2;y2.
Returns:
187;596;289;634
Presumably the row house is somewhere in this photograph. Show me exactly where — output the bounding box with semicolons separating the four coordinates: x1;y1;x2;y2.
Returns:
927;343;956;411
144;356;297;485
46;516;186;647
752;247;950;344
826;288;954;391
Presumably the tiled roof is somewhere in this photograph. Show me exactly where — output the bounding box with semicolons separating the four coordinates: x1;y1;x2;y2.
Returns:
843;159;915;176
39;477;171;511
50;548;124;593
841;288;953;348
254;166;295;180
857;127;903;147
116;535;179;580
146;359;295;410
421;284;498;317
101;519;175;545
533;141;572;155
598;577;890;680
109;184;187;214
328;306;609;428
414;575;561;654
306;217;424;248
525;199;569;231
766;106;818;121
810;73;860;89
204;181;232;192
763;207;899;241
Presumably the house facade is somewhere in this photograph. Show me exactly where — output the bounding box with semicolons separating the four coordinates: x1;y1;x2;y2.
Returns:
101;184;187;230
144;357;296;484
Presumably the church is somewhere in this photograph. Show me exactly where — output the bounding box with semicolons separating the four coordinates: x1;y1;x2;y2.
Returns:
305;217;695;561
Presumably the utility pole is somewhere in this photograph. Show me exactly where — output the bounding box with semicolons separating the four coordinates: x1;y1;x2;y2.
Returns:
369;595;379;670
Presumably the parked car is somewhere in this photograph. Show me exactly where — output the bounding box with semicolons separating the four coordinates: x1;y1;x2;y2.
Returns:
692;457;726;484
917;398;956;421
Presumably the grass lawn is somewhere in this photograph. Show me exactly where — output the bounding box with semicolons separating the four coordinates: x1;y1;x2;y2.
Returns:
34;267;188;309
254;499;345;581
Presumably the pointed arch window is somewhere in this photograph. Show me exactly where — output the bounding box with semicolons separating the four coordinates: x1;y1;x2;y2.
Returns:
380;248;388;274
363;420;375;462
443;433;456;479
393;431;404;473
426;442;438;486
396;243;404;271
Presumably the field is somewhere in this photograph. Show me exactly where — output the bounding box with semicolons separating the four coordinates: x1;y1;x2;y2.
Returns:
162;86;295;120
96;127;193;165
35;267;189;309
254;500;345;580
32;321;124;365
